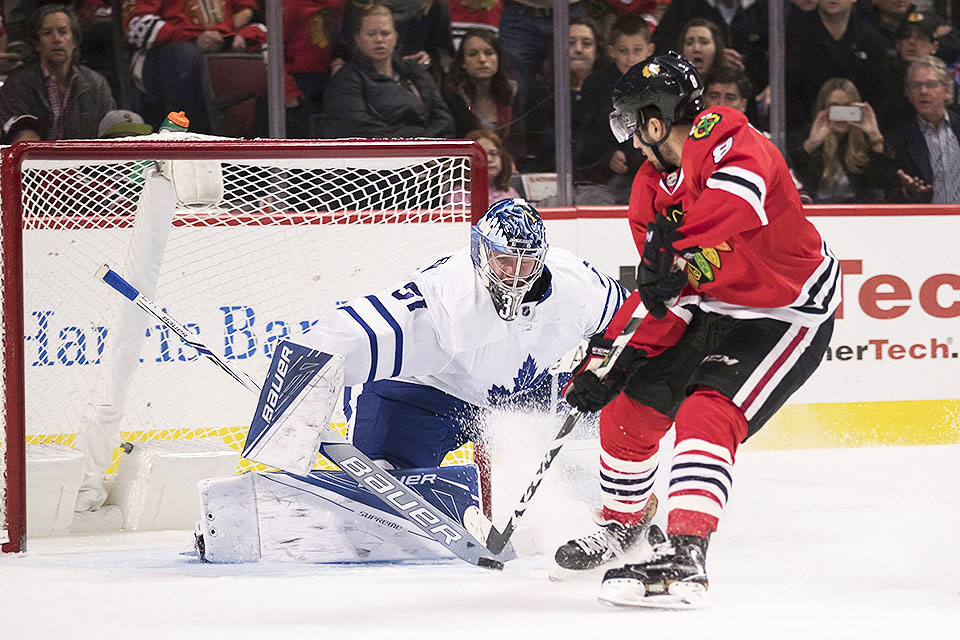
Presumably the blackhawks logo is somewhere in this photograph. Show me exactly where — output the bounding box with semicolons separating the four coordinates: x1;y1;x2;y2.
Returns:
683;242;732;286
653;206;729;287
642;63;661;78
690;113;721;140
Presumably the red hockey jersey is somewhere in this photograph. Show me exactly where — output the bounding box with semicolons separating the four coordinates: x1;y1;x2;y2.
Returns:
125;0;266;50
605;106;840;358
619;160;699;357
674;106;840;326
449;0;503;30
283;0;343;75
282;0;344;101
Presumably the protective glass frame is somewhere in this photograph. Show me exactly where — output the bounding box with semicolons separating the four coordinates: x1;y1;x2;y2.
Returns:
489;251;541;285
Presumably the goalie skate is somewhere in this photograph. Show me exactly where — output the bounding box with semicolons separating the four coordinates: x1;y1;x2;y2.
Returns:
550;494;657;581
598;525;710;609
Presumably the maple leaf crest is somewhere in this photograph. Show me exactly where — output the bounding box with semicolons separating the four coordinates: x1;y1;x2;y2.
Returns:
487;354;550;406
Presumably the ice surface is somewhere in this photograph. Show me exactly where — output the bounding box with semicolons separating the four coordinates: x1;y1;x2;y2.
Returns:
2;440;958;639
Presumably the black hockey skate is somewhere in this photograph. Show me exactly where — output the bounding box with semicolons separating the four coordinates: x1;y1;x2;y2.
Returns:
598;525;710;609
553;494;658;574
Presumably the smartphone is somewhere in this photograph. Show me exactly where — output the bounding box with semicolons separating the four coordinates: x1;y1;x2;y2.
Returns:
828;105;862;122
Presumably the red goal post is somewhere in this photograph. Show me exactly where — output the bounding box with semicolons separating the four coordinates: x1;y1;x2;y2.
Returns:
0;138;488;553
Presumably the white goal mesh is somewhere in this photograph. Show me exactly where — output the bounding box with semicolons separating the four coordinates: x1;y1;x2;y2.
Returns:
0;138;486;551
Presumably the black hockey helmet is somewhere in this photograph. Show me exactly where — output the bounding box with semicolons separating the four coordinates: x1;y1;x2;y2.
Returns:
609;51;704;143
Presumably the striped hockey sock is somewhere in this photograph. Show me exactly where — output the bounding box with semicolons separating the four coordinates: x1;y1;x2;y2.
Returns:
600;448;658;526
667;438;733;537
667;389;747;538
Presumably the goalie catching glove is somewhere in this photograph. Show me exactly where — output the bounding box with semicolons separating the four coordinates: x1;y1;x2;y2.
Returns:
563;335;646;413
638;212;688;319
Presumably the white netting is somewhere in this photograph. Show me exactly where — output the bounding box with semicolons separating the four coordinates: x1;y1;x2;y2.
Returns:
1;139;481;548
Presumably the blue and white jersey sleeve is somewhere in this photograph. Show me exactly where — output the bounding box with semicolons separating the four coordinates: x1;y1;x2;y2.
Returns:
578;259;629;338
542;248;628;340
296;246;628;408
296;262;454;387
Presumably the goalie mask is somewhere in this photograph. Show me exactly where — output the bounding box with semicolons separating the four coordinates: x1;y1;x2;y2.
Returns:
470;198;548;321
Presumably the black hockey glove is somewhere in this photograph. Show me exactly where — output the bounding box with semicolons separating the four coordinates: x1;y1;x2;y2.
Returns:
638;214;687;319
563;336;646;413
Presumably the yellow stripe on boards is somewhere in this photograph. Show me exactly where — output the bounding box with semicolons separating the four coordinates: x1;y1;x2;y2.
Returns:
746;400;960;450
22;423;475;475
14;400;958;474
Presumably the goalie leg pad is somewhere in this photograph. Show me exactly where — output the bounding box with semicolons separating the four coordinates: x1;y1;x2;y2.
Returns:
197;473;261;563
242;341;345;476
198;464;483;563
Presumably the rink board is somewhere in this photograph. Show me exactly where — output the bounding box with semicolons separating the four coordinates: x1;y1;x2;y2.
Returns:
17;222;475;473
16;207;959;452
540;205;960;449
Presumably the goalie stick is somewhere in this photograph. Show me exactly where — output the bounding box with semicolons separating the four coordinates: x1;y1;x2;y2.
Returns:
466;304;646;555
97;264;512;570
97;265;262;395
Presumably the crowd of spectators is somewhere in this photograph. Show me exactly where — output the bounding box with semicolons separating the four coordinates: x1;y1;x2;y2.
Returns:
3;0;960;204
321;4;453;137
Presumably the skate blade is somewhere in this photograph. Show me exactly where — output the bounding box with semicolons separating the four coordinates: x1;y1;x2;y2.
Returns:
549;564;608;583
597;579;710;609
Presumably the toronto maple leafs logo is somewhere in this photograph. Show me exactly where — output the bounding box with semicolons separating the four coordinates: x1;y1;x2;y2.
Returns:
487;354;551;406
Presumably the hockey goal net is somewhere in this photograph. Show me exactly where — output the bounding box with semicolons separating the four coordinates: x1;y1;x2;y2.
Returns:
0;138;487;552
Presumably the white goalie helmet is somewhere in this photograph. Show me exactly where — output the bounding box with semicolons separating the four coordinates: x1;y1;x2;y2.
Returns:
470;198;548;321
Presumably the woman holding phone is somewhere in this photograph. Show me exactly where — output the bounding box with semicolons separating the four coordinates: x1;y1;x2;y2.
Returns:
792;77;898;203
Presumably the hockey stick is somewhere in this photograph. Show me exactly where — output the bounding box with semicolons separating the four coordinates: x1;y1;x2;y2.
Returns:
98;264;512;569
468;305;646;555
97;265;262;395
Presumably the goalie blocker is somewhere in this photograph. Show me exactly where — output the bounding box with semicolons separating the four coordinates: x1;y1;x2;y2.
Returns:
241;342;345;477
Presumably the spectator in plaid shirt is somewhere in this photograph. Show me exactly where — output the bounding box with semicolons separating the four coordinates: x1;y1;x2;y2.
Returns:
0;3;114;143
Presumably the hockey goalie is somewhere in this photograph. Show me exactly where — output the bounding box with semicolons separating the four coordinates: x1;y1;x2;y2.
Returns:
197;198;628;563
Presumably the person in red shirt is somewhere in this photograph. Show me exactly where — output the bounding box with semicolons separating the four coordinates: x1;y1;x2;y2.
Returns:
449;0;503;47
282;0;344;137
124;0;267;133
556;52;840;608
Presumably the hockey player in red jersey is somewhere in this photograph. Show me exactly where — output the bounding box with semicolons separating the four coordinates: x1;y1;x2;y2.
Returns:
557;52;840;608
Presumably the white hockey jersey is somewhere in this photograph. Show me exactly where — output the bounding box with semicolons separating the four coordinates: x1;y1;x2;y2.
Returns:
298;246;626;408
